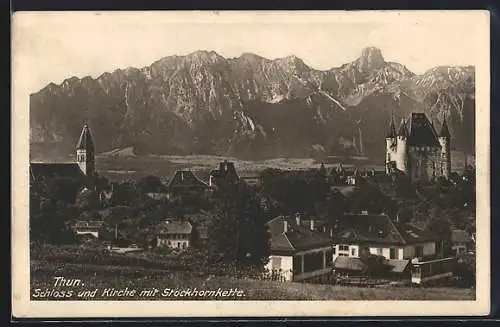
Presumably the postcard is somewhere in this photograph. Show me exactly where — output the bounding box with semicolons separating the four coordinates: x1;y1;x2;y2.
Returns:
12;10;490;318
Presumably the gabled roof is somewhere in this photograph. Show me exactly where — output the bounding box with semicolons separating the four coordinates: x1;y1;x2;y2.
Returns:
331;213;438;245
266;215;332;255
405;112;440;147
210;161;239;181
76;123;95;150
30;163;85;182
167;170;209;189
156;220;193;235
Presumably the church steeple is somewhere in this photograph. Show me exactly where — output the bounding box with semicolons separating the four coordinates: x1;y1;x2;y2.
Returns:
76;122;95;180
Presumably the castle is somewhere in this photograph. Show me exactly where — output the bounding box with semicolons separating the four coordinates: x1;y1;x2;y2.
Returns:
30;123;96;188
385;112;451;183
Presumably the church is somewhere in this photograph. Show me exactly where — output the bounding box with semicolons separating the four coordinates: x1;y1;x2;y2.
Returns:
30;123;96;189
385;112;451;183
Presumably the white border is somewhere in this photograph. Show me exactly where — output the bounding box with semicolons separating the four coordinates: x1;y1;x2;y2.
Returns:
12;10;490;318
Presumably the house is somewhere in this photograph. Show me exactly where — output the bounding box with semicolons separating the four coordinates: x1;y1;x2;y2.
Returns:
265;214;334;283
208;160;239;189
166;170;209;199
71;220;105;239
155;220;193;249
451;229;474;255
331;212;438;262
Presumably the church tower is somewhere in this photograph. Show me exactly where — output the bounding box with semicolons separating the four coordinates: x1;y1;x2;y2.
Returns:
385;116;397;173
76;123;95;182
396;118;409;174
438;114;451;178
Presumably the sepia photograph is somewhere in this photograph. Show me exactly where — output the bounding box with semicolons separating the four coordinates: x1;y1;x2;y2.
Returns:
12;10;490;317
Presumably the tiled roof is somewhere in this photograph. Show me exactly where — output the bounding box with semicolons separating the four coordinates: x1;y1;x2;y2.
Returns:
167;170;208;189
333;256;366;271
76;124;95;150
266;215;332;254
332;214;438;245
210;161;239;182
156;220;193;235
406;112;440;147
30;163;85;182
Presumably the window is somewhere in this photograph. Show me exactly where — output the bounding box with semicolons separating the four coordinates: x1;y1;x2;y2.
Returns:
177;242;181;248
351;248;356;256
332;247;336;255
390;248;397;259
376;248;382;255
339;245;349;251
415;245;424;258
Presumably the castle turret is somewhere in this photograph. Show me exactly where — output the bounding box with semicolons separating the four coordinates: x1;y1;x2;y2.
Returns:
438;114;451;178
76;123;95;183
396;118;408;174
385;116;397;173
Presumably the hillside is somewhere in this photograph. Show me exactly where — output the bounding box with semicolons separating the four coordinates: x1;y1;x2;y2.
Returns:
30;47;475;161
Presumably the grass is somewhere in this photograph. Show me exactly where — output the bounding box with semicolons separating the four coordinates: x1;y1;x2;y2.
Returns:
30;245;475;301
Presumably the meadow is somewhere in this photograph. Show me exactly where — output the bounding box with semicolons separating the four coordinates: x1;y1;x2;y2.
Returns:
31;245;475;301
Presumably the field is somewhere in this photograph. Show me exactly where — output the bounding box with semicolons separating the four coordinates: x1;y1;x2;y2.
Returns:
91;148;474;182
30;245;475;301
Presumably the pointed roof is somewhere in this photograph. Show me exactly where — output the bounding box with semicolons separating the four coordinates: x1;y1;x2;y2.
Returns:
397;118;408;137
386;116;397;138
439;114;451;138
76;123;95;150
167;170;209;189
406;112;440;147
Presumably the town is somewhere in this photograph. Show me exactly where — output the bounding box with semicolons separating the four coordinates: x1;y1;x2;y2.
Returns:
29;112;476;296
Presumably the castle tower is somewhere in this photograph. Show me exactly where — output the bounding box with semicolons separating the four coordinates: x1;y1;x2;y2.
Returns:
385;116;397;173
438;114;451;178
396;118;409;174
76;123;95;183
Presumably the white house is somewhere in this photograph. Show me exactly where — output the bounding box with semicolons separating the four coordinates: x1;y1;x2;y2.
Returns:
155;220;193;249
265;214;333;283
72;220;105;239
331;213;438;262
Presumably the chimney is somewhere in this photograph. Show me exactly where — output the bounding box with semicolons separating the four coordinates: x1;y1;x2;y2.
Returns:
395;214;399;223
295;213;301;226
310;219;315;231
330;228;333;237
361;210;368;215
283;220;288;233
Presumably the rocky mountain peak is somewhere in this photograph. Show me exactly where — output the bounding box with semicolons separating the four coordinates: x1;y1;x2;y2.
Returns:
358;46;385;72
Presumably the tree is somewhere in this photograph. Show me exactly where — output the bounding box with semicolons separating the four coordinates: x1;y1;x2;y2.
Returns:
135;175;166;194
208;182;270;267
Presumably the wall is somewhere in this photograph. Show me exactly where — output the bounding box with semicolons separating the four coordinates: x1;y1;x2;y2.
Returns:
265;255;293;281
403;242;436;258
76;230;99;238
157;235;190;249
408;147;441;182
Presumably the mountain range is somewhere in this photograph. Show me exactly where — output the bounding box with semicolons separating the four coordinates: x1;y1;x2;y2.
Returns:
30;46;475;161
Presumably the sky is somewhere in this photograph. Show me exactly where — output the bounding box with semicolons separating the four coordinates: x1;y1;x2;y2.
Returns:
13;11;486;95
